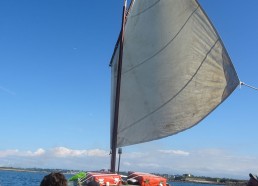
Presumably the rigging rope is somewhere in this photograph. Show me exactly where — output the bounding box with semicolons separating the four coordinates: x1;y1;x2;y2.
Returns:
240;81;258;91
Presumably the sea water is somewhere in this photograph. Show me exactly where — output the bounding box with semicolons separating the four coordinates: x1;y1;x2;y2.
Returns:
0;170;222;186
0;170;74;186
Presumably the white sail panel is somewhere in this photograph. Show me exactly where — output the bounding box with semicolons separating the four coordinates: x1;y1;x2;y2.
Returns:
113;0;239;147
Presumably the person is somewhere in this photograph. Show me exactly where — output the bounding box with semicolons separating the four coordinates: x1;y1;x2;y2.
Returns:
247;173;258;186
40;172;67;186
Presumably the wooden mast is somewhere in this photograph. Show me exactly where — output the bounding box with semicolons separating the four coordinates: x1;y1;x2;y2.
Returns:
110;0;127;173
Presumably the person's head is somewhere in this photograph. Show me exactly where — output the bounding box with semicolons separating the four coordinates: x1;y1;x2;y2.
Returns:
247;173;258;186
40;172;67;186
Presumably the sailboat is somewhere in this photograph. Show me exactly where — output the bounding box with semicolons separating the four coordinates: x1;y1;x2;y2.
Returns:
76;0;243;185
110;0;239;170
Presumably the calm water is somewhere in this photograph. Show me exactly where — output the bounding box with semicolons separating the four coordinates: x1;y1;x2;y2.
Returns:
0;170;73;186
0;170;222;186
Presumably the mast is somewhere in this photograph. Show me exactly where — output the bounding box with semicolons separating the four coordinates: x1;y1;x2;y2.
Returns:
110;0;127;173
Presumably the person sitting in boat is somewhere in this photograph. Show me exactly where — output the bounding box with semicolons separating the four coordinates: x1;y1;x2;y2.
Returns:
40;172;67;186
247;173;258;186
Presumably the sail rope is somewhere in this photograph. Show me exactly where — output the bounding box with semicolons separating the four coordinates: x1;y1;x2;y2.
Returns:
240;81;258;91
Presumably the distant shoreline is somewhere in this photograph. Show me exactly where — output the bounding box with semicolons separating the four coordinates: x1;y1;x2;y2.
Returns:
174;180;224;185
0;167;77;175
169;179;247;186
0;167;48;173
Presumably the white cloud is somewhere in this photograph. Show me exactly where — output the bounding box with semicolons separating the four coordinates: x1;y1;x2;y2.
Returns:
87;149;108;157
0;149;45;158
26;148;46;157
123;161;132;166
0;149;19;157
158;149;190;156
0;147;108;159
51;147;108;157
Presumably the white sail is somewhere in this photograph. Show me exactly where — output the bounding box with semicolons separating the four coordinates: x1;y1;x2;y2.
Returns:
110;0;239;147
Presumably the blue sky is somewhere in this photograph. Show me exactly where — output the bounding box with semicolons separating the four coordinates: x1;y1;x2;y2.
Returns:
0;0;257;179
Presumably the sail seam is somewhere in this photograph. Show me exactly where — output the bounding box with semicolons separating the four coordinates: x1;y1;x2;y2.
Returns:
119;38;220;133
129;0;160;18
122;5;200;75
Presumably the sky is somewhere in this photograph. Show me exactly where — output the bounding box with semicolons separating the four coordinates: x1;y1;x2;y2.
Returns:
0;0;258;180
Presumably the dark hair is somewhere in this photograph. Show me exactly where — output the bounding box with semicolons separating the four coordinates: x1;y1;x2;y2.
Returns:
40;172;67;186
